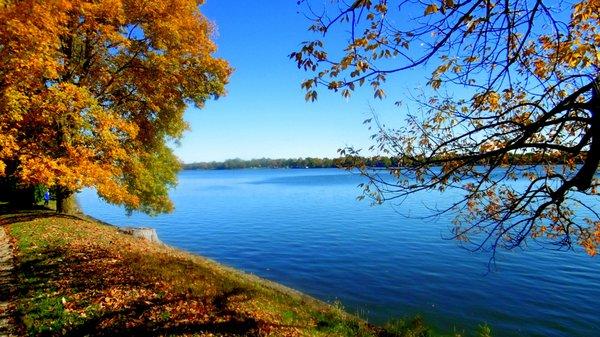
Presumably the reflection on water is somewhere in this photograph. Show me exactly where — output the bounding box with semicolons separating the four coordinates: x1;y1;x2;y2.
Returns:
78;168;600;337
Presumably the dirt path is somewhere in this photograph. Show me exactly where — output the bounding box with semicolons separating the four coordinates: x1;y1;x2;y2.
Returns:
0;227;16;337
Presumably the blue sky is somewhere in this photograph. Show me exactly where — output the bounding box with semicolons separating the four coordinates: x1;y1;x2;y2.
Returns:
173;1;410;163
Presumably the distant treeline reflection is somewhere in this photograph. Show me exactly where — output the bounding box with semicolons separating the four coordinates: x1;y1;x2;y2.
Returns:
183;153;584;170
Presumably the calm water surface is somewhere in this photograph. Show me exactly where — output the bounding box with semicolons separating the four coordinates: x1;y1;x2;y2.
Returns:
78;169;600;336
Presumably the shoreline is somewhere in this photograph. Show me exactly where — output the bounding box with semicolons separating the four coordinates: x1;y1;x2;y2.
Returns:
1;207;443;336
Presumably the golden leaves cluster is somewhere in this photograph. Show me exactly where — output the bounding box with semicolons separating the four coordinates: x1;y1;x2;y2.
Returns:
0;0;231;213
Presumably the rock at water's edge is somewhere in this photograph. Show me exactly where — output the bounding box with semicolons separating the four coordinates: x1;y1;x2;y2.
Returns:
119;227;161;244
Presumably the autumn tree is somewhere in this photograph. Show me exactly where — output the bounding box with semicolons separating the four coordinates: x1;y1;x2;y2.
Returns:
0;0;230;213
292;0;600;258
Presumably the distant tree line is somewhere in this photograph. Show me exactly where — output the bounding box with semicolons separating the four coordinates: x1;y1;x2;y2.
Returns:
183;157;350;170
182;153;585;170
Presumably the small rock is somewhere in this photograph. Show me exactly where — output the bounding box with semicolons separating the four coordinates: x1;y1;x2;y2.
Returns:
119;227;161;244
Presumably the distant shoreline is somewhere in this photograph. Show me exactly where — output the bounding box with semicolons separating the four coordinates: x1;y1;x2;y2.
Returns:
183;154;586;170
182;166;342;170
182;157;348;170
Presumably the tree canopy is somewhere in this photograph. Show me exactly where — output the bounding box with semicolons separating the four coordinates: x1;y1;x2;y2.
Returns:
292;0;600;258
0;0;231;213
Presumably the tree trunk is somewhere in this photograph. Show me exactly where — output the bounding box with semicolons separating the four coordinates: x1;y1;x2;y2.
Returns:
573;77;600;191
55;188;77;214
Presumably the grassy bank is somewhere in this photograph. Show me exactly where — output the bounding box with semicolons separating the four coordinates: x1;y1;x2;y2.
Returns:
0;208;484;336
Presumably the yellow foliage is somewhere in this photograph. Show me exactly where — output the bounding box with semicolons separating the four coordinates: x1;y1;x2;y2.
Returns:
424;4;439;15
0;0;231;214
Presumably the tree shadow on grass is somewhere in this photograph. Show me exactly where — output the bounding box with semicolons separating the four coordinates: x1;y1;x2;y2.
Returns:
62;290;262;337
13;243;272;336
0;207;82;228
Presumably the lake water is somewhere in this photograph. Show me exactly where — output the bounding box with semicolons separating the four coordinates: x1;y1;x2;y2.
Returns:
78;169;600;337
